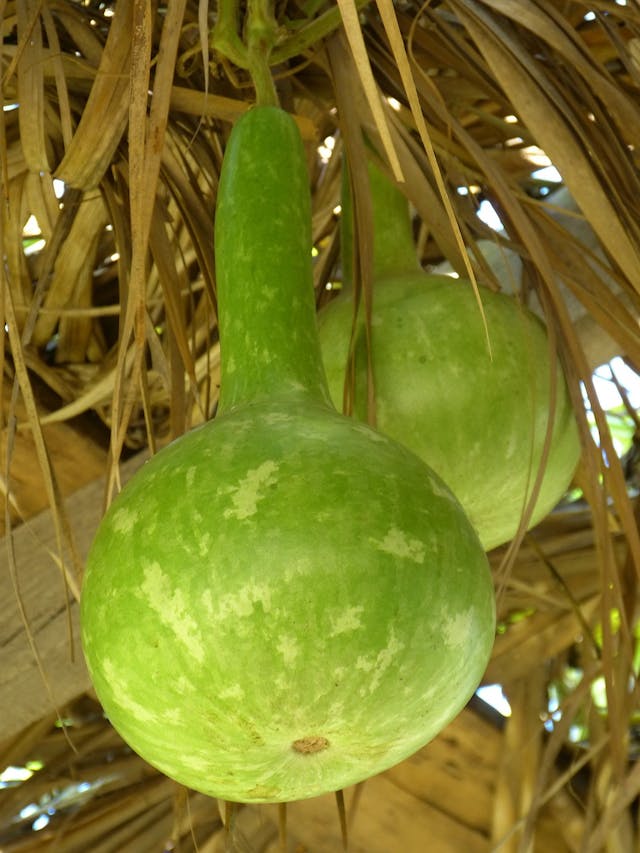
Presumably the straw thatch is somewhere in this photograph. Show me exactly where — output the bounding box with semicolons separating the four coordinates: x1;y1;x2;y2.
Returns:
1;1;640;850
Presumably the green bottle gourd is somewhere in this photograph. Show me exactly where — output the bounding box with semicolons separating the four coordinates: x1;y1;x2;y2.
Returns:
319;161;581;551
80;107;495;804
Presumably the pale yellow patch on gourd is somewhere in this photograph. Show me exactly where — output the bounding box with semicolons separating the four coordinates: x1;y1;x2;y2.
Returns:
223;460;279;520
327;699;346;720
186;466;197;490
373;527;425;564
274;673;289;692
103;659;157;722
263;412;294;426
356;628;405;693
139;561;206;663
111;507;139;535
333;666;347;682
198;531;212;556
283;555;312;582
201;588;214;616
219;684;245;701
442;607;475;649
329;605;364;637
276;634;300;666
176;675;195;694
215;581;273;620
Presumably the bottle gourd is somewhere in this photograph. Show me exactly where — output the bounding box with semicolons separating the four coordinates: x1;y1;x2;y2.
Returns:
318;161;581;551
80;107;495;804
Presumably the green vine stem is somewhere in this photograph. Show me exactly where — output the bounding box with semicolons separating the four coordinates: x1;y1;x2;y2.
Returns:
212;0;249;69
271;0;372;64
212;0;375;102
213;0;279;107
246;0;279;107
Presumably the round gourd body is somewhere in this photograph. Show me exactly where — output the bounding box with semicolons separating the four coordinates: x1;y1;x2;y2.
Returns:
318;273;581;551
81;397;495;803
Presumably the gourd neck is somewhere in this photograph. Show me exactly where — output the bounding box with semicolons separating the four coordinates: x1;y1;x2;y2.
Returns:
369;160;422;280
341;157;422;291
215;106;332;415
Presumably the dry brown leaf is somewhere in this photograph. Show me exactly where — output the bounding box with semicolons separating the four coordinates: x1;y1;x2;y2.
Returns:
32;192;109;353
41;3;74;150
54;0;133;189
480;0;640;142
376;0;489;338
15;1;51;172
453;0;640;294
336;0;403;179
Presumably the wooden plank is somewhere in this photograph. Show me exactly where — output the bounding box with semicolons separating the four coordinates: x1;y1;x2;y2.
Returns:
276;767;491;853
0;382;108;536
484;596;599;685
384;707;501;834
0;453;146;742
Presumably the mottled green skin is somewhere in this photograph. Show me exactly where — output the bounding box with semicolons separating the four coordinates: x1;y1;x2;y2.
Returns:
81;398;494;802
81;107;495;804
318;274;581;551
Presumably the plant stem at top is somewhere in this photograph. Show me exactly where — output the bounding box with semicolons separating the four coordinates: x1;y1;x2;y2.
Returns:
246;0;279;107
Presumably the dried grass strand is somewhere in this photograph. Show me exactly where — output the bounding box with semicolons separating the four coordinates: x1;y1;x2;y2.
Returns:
54;0;133;189
380;0;491;350
15;1;50;172
336;0;402;179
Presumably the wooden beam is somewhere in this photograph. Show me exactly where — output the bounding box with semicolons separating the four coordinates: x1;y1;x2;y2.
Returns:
0;454;146;742
0;381;109;535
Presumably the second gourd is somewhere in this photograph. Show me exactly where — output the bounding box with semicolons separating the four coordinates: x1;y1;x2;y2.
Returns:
318;161;581;550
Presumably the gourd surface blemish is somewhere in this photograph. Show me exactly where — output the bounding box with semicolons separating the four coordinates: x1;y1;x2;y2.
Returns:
80;106;495;804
